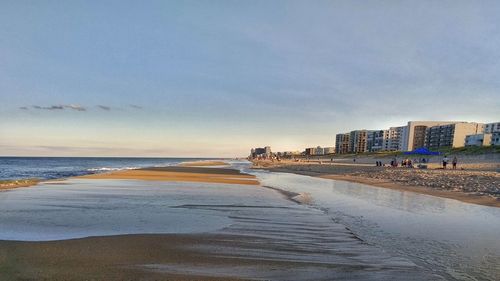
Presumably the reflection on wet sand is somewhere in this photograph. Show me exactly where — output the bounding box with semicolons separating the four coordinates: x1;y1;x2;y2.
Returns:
0;176;437;280
255;170;500;281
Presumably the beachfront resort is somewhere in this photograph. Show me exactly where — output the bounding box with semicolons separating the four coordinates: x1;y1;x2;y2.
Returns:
251;120;500;159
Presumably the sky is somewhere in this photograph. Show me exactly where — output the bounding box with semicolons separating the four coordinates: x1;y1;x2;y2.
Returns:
1;0;499;157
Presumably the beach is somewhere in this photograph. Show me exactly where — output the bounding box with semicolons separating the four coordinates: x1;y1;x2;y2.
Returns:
1;159;500;280
0;160;438;280
253;159;500;207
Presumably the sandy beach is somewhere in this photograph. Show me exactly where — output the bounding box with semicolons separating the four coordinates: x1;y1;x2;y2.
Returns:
2;160;500;280
0;163;261;280
253;160;500;207
78;166;259;185
0;179;40;191
1;161;438;280
178;160;229;167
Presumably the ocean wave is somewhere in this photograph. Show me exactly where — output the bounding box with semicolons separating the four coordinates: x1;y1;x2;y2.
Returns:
86;167;140;172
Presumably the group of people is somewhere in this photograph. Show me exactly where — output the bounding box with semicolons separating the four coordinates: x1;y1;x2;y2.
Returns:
379;156;459;169
442;155;458;169
387;158;414;168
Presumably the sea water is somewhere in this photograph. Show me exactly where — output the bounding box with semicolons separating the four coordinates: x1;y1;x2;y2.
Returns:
0;156;216;180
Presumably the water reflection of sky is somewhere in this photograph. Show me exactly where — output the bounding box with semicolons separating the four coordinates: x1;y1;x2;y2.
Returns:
253;171;500;281
0;175;438;280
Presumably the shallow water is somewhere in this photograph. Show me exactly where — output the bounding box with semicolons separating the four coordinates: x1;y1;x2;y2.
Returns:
0;175;437;280
0;157;212;180
251;169;500;281
0;179;233;240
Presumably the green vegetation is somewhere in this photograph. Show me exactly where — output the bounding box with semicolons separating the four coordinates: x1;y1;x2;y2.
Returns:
433;145;499;155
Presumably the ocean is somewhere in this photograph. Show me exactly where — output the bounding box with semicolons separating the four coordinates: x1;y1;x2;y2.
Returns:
0;157;216;180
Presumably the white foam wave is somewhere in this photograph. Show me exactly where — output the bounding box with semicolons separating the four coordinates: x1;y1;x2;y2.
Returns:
87;167;139;172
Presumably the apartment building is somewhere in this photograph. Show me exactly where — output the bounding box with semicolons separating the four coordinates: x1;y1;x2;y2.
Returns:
250;146;272;158
335;133;351;154
403;121;460;151
484;122;500;133
492;132;500;146
369;130;389;152
305;146;325;156
465;133;493;146
349;130;371;153
425;122;484;148
323;147;336;155
387;126;405;151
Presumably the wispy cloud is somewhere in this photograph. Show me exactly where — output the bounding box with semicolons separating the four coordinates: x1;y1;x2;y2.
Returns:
19;106;29;110
129;104;143;109
97;105;111;111
64;104;86;111
32;105;64;110
30;104;86;111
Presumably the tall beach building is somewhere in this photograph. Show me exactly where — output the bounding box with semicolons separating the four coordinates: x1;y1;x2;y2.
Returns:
425;122;484;148
402;121;462;151
335;133;351;154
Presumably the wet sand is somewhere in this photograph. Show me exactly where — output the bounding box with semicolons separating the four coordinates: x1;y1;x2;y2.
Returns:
253;161;500;207
0;229;429;281
79;166;259;185
0;234;243;281
0;171;435;280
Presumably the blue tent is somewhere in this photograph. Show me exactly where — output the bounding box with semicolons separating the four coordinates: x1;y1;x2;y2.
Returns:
404;147;440;155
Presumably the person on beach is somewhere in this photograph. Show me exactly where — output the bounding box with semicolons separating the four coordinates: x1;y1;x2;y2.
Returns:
442;156;449;169
452;157;458;170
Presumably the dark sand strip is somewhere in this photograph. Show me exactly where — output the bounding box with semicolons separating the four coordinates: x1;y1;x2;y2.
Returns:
0;234;245;281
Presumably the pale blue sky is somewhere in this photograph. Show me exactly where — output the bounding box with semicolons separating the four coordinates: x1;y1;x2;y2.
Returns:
1;0;499;157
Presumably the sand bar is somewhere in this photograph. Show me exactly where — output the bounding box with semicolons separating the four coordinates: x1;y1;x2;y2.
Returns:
79;166;259;185
178;160;229;167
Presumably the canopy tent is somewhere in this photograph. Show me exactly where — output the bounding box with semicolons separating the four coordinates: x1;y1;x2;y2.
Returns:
404;147;441;155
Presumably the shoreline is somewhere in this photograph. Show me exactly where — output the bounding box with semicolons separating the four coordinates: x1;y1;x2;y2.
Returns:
253;161;500;208
178;160;229;167
0;179;40;191
78;166;259;185
1;160;257;191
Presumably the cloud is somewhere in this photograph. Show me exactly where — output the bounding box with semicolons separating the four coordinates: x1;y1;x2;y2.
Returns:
97;105;111;111
64;104;86;111
30;104;86;111
32;105;64;110
129;104;143;109
19;106;29;110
